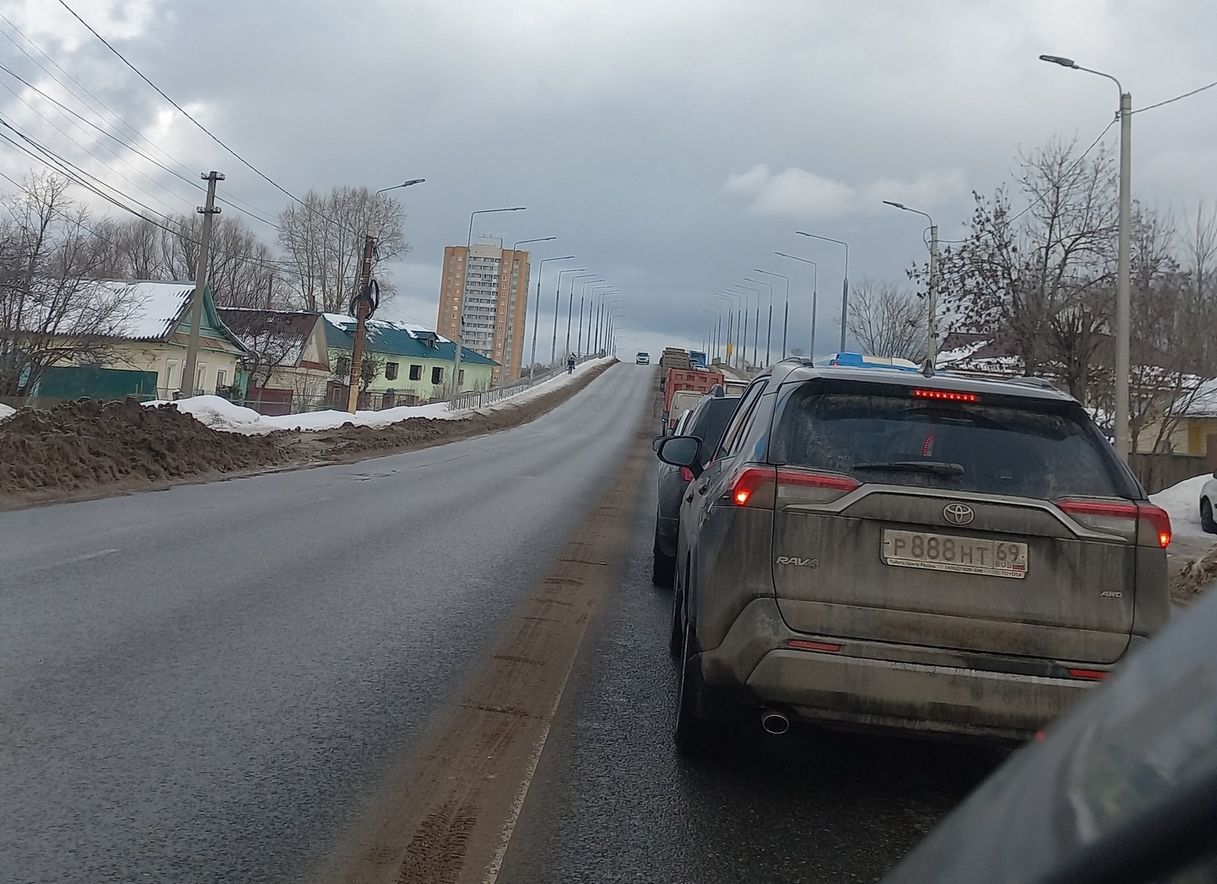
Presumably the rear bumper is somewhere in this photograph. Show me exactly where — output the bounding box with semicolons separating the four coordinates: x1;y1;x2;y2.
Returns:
697;599;1097;741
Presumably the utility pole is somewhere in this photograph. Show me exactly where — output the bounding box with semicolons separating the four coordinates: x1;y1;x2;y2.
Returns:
346;233;376;412
577;292;585;356
1115;89;1132;461
927;220;940;370
181;170;223;398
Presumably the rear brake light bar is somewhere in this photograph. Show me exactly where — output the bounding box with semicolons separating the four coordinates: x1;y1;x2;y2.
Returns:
777;469;860;493
912;388;979;403
1057;499;1172;548
788;639;842;653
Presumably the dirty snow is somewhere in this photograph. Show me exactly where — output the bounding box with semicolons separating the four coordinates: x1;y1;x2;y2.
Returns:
145;357;615;434
0;403;14;422
1150;473;1216;542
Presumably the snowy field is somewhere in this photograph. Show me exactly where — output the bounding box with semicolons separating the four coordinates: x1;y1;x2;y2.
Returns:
141;356;615;435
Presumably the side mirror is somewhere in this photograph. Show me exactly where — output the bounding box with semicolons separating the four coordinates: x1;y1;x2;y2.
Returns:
651;434;665;452
657;436;703;478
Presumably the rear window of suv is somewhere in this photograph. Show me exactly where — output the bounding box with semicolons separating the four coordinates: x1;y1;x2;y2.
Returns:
771;386;1129;499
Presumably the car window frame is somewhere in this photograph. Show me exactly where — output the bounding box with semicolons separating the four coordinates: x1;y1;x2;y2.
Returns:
715;379;767;461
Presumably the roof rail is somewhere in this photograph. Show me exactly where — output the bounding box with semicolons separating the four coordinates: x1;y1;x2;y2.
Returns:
1005;376;1059;391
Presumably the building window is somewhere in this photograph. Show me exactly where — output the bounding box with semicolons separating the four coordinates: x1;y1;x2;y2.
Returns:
195;364;207;394
216;369;228;390
409;364;422;381
431;366;444;385
336;356;351;377
458;369;465;384
165;359;179;392
385;362;399;381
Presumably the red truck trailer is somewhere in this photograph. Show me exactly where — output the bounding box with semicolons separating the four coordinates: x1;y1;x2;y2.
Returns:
662;368;726;430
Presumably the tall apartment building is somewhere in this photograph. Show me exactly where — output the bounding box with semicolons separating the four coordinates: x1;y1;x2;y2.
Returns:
436;240;530;383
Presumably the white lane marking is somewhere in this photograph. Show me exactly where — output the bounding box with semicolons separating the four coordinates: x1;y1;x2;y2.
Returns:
483;630;585;884
55;548;120;568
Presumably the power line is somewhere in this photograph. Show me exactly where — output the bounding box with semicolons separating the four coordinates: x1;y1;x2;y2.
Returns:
1133;79;1217;115
0;76;191;217
56;0;352;235
0;58;282;231
0;128;295;275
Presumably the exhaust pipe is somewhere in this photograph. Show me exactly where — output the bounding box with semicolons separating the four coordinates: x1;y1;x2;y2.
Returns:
760;710;790;736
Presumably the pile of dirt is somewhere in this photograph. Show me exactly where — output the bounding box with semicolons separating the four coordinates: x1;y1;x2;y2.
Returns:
0;398;292;495
1171;545;1217;602
0;361;617;506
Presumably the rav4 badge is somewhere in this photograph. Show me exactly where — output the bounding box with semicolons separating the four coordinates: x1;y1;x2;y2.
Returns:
776;556;820;568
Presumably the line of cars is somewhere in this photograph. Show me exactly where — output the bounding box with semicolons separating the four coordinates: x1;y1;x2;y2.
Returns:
650;355;1172;754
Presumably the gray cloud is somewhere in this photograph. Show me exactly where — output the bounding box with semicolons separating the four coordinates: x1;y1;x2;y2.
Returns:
2;0;1216;360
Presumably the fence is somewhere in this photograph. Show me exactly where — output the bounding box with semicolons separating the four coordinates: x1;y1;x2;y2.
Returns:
1130;452;1215;495
449;356;599;411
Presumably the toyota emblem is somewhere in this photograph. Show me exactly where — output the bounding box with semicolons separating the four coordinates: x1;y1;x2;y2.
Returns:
943;503;975;526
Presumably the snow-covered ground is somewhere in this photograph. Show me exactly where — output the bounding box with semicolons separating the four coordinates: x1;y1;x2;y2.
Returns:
144;356;614;435
1150;473;1215;542
0;403;14;422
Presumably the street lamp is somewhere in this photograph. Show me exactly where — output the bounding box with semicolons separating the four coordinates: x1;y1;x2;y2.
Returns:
753;269;791;360
745;276;775;367
714;293;735;366
583;284;612;356
567;274;598;358
552;268;588;365
340;177;426;412
795;231;850;352
1040;52;1132;462
592;287;617;355
883;200;939;369
731;283;761;370
493;236;558;384
452;205;526;408
775;251;818;359
529;254;575;377
375;178;425;195
717;290;744;370
576;279;606;356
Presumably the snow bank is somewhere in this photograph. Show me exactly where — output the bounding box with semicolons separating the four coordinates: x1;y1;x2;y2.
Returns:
145;357;615;435
0;403;14;422
1150;473;1215;541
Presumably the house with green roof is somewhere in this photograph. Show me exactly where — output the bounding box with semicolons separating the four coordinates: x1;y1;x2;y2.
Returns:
321;313;496;406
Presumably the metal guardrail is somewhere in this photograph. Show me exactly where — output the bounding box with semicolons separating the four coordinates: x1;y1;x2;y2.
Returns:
448;356;599;411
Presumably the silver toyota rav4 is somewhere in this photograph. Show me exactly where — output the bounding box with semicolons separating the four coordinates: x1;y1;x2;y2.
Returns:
657;360;1171;754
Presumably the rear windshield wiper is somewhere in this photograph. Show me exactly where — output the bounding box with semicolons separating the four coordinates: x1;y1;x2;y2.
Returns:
852;461;965;477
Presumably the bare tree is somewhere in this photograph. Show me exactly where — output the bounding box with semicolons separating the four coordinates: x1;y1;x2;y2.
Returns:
0;175;136;397
846;278;927;360
277;187;407;313
937;138;1117;397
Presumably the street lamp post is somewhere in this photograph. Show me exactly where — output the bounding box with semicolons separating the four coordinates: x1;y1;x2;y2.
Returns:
796;231;849;352
882;201;939;369
593;287;616;355
714;293;734;367
732;284;761;370
745;276;775;366
504;236;557;384
552;268;588;365
568;275;598;358
1040;53;1132;462
717;291;744;370
529;254;575;377
775;251;818;359
451;205;525;408
753;269;790;360
342;177;424;412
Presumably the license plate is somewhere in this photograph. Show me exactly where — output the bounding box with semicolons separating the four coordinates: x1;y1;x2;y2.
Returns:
881;529;1028;579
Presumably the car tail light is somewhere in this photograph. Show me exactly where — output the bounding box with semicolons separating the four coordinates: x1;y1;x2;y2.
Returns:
912;388;979;403
788;639;841;653
728;466;777;508
679;466;694;482
772;467;859;506
1057;499;1172;548
1068;668;1108;681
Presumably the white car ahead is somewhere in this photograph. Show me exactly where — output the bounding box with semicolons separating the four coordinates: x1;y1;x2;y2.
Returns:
1201;472;1217;533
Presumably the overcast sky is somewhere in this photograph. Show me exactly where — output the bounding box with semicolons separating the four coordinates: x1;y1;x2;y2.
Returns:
3;0;1216;361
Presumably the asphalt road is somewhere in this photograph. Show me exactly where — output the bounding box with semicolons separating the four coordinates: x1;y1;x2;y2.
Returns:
498;423;1010;884
0;363;653;884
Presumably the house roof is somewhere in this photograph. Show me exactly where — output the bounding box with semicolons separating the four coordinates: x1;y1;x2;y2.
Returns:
321;313;497;366
93;279;247;352
216;308;322;367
